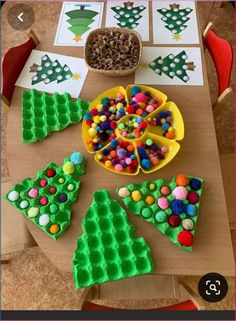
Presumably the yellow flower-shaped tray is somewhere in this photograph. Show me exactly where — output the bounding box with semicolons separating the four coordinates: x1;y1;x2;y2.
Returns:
82;85;184;175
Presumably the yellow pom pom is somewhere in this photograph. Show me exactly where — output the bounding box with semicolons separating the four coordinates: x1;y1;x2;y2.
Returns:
88;128;97;137
93;116;100;124
93;138;98;143
116;103;123;109
105;160;112;167
131;190;142;202
97;104;103;111
91;122;97;128
63;162;75;175
168;127;174;132
145;195;154;205
160;118;166;124
100;115;107;122
58;178;65;184
97;154;103;160
149;183;156;190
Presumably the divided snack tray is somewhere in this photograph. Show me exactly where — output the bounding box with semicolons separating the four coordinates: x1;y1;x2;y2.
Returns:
73;190;153;289
22;89;90;143
82;84;184;175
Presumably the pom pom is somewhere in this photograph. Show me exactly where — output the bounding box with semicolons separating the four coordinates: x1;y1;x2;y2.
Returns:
157;197;169;209
70;152;83;165
131;86;141;96
58;193;68;203
178;230;193;247
28;207;39;218
168;214;181;227
161;186;170;195
189;178;202;190
63;162;75;175
39;214;50;227
186;204;197;216
145;195;154;205
155;211;167;223
182;218;194;230
131;190;142;202
118;187;130;198
50;224;60;234
141;207;152;218
171;199;185;215
46;169;56;178
187;191;199;204
8;190;20;201
172;186;188;200
176;174;189;186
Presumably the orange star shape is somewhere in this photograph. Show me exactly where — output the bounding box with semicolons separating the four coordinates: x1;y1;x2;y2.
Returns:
73;35;82;42
72;73;81;80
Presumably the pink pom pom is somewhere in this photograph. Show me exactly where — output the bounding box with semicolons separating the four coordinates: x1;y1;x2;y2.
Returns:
172;186;188;200
157;197;169;209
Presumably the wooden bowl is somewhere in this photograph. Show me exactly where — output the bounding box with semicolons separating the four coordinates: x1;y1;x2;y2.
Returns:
84;27;142;76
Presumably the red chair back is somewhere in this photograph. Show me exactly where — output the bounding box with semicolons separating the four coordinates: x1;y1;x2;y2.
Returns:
1;30;39;106
205;28;233;96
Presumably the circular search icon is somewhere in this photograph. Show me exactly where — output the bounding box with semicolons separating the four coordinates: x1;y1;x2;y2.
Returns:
198;272;228;303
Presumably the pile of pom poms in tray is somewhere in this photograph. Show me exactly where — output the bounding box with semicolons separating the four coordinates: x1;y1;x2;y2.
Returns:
82;85;184;175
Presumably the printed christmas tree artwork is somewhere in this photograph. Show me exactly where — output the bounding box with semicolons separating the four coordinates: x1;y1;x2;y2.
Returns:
148;50;196;83
5;152;86;240
73;190;153;289
157;3;193;40
30;54;81;85
66;4;99;42
117;174;204;251
111;1;146;29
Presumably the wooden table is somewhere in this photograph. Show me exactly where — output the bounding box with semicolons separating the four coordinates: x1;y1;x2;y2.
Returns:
6;2;234;278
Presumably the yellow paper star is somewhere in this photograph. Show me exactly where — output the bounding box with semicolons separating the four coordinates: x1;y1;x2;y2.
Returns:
72;73;81;80
140;61;149;69
73;35;82;42
172;34;181;41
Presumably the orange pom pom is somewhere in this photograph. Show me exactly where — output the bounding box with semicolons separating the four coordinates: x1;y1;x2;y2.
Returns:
150;157;159;166
50;224;60;234
136;141;143;147
136;108;144;116
127;144;135;152
166;131;175;139
110;150;116;158
176;174;189;187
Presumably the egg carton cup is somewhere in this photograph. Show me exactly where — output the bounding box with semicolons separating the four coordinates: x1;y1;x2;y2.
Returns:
5;154;86;240
22;89;90;143
117;175;203;251
82;84;184;175
73;190;153;289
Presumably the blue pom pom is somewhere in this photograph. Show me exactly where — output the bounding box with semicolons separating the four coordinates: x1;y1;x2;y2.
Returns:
171;200;185;215
102;149;109;156
190;178;202;190
141;159;152;170
186;204;197;217
84;113;91;120
70;152;83;165
131;86;141;96
137;147;146;155
162;123;169;131
110;139;118;148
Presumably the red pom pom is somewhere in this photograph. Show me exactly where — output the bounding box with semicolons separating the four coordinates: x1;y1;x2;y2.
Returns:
90;108;98;116
46;169;56;178
49;187;57;194
109;134;116;141
110;121;117;129
127;165;135;173
123;142;129;148
127;105;135;114
131;159;139;168
178;230;193;247
168;215;180;227
187;191;199;204
86;120;93;126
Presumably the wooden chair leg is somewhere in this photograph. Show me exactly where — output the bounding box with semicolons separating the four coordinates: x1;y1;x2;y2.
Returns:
213;87;233;119
179;278;205;310
77;287;93;310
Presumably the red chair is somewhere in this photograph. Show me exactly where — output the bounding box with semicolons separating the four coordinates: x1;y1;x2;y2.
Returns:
203;22;233;118
1;29;39;108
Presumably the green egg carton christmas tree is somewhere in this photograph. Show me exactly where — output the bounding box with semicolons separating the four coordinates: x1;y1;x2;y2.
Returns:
117;174;203;251
22;89;90;143
73;190;153;289
111;1;146;29
5;152;86;240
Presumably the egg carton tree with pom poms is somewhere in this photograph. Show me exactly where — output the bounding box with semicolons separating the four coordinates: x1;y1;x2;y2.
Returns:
111;1;146;29
65;4;99;42
5;152;86;240
117;174;203;251
157;3;193;40
73;190;153;289
148;50;196;83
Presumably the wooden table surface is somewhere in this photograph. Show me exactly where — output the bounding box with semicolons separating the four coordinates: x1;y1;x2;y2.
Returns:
6;2;234;277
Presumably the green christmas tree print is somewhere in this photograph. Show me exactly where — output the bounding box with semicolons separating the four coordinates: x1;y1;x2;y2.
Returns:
30;54;80;85
157;3;193;40
111;1;146;29
148;50;196;83
66;4;98;42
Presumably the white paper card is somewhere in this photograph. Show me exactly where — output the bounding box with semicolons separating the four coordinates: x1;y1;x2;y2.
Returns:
135;47;204;86
152;0;199;45
105;1;149;41
54;2;104;46
16;50;89;98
